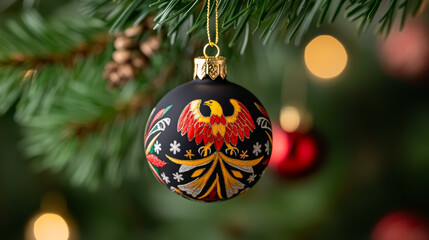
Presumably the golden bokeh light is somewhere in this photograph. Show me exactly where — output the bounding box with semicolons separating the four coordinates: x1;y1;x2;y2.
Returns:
304;35;347;79
33;213;69;240
280;106;301;132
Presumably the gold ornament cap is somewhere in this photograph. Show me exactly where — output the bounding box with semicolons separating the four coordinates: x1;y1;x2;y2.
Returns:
194;56;227;80
194;43;227;80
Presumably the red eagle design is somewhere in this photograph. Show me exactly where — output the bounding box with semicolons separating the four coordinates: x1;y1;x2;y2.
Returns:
178;99;255;156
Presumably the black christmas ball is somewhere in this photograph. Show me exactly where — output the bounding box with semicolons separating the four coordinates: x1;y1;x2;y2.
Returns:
144;56;272;202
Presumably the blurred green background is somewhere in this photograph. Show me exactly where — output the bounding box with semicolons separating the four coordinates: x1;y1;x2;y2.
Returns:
1;0;429;239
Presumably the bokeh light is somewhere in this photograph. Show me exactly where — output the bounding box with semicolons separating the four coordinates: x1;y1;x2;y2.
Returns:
304;35;348;79
280;106;301;132
372;212;429;240
33;213;69;240
378;20;429;79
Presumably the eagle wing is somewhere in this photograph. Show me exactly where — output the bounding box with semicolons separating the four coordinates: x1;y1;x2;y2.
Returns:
225;99;255;145
178;100;212;144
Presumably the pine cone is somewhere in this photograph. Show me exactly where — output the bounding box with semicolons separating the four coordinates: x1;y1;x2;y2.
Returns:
140;36;160;58
114;49;134;64
124;25;144;37
114;36;136;50
104;17;160;88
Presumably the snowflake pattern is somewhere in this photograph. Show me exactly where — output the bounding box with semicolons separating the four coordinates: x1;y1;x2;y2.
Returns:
172;172;184;182
160;172;170;184
154;140;162;154
264;140;271;155
184;149;195;159
247;173;257;183
169;140;181;154
240;150;249;159
253;142;262;156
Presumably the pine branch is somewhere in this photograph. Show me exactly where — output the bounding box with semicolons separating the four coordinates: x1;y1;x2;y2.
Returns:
0;10;108;116
0;8;194;187
21;50;179;187
0;10;107;66
81;0;157;33
0;67;25;114
83;0;423;48
23;76;146;187
21;52;140;187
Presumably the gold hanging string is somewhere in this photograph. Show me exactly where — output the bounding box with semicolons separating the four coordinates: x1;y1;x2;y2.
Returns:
204;0;220;58
206;0;219;46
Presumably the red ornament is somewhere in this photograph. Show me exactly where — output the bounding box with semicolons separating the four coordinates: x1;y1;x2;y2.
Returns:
372;212;429;240
378;19;429;80
270;124;290;167
269;124;322;178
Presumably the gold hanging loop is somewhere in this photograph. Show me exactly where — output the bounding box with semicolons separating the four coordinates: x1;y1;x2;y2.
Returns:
203;43;220;58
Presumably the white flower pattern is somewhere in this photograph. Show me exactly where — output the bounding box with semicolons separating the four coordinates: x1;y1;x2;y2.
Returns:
154;140;162;154
172;172;184;182
161;172;170;184
169;140;181;154
247;173;257;183
264;140;271;155
253;142;262;156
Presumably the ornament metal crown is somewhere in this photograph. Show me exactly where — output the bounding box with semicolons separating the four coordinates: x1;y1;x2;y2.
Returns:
194;56;227;80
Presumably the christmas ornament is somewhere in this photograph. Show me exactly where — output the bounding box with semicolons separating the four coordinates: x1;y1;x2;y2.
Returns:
372;211;429;240
144;0;272;202
269;125;321;179
104;17;160;88
378;19;429;80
